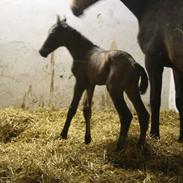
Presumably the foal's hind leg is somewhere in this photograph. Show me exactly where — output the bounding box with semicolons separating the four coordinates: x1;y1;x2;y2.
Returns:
173;69;183;141
61;81;85;139
126;89;149;148
83;85;95;144
107;87;132;151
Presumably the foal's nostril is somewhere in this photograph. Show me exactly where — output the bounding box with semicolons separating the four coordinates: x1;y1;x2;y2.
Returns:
71;7;83;16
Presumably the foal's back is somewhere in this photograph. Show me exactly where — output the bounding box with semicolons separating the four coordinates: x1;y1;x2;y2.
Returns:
86;48;139;88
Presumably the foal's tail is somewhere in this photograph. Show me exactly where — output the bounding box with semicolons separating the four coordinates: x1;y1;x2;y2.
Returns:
135;63;149;94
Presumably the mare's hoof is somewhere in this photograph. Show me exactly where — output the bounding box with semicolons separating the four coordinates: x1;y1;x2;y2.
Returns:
137;143;150;155
178;136;183;142
137;142;145;151
85;135;92;144
115;147;122;152
115;143;125;152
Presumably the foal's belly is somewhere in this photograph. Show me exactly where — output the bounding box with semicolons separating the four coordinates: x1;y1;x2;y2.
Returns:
87;69;108;86
87;50;110;85
71;61;108;86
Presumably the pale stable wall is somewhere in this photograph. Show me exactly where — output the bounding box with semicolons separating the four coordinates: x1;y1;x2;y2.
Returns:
0;0;175;110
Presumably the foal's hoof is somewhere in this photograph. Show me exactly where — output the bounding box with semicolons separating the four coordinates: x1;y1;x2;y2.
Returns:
60;132;67;140
85;135;92;144
150;132;160;140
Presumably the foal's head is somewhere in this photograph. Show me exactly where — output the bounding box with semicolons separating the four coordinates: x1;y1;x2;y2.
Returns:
39;16;68;58
69;0;100;16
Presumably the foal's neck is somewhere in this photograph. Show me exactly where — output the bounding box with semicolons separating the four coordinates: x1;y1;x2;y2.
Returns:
64;28;97;61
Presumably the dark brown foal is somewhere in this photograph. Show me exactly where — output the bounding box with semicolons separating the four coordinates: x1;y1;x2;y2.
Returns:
39;16;149;151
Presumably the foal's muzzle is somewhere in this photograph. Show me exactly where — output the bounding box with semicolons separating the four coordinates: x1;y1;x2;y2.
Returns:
39;49;49;58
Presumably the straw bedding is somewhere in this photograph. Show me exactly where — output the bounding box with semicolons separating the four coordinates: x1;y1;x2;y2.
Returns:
0;107;182;183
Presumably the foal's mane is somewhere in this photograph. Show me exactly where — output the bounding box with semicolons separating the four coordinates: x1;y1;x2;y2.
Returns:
66;24;97;47
56;21;98;49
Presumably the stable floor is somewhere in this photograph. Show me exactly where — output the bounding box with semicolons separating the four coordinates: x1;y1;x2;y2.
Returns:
0;108;183;183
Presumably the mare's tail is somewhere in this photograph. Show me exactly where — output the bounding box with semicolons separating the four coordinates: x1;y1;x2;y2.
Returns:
135;63;149;94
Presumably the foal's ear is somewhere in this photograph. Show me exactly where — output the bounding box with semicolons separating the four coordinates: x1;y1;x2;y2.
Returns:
56;15;61;25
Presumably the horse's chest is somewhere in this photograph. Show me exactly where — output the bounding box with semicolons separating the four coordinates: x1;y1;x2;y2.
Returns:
138;17;183;69
138;4;183;66
138;24;162;55
137;6;168;55
71;62;87;78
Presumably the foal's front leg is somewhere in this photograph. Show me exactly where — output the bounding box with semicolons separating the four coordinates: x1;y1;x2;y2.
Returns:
83;85;95;144
60;81;85;139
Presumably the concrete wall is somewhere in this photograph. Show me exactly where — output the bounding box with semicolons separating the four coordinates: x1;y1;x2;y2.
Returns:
0;0;175;110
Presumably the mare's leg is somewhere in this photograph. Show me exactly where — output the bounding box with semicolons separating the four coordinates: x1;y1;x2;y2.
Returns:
107;87;132;151
83;85;95;144
60;81;85;139
145;56;164;138
126;89;149;147
173;69;183;141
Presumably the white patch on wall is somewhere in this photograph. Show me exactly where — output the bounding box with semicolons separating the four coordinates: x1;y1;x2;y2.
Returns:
0;0;175;109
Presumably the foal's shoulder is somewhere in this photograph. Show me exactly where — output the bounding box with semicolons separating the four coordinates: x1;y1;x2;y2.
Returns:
87;47;103;56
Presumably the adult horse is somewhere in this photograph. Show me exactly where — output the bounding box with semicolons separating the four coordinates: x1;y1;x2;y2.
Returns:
69;0;183;141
